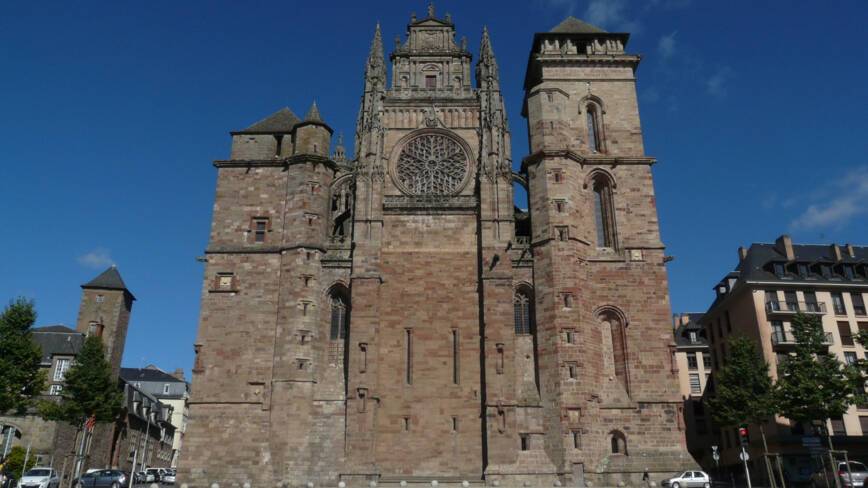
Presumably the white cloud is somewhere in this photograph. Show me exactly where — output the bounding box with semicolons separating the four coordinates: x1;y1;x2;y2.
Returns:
706;67;732;97
541;0;578;16
584;0;628;27
77;248;114;269
790;167;868;230
657;31;677;60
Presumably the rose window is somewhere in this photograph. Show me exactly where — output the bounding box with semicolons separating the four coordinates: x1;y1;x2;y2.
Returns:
395;133;469;195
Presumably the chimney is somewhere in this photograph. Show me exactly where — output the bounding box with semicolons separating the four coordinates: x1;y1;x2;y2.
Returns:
172;368;185;381
738;246;748;263
846;244;856;258
775;235;795;261
831;244;842;262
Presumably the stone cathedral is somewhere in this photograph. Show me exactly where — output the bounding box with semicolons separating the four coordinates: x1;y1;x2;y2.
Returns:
180;7;695;488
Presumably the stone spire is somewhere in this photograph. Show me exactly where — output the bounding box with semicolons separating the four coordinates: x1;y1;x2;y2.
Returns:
365;22;386;81
476;26;500;89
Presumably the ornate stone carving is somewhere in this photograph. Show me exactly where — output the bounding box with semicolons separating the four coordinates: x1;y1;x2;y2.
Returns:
395;132;469;195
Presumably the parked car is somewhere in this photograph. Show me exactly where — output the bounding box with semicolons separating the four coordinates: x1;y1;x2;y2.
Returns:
160;470;175;485
811;461;868;488
144;469;164;483
133;472;154;484
18;468;60;488
74;470;129;488
661;470;711;488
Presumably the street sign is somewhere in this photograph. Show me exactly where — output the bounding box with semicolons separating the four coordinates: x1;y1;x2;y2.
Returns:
740;450;750;462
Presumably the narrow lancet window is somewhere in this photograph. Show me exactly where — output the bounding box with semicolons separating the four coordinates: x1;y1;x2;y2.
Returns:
587;105;602;153
329;291;349;340
592;175;616;249
514;291;532;334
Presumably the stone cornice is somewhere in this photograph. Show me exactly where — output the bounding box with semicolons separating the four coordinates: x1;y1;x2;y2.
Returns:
205;243;328;254
521;149;655;172
213;154;338;170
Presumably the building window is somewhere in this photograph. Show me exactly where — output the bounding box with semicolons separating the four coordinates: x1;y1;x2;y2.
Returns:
554;199;565;213
689;331;698;344
451;329;460;385
405;329;413;385
785;291;799;312
87;321;102;337
520;434;530;451
402;417;410;432
859;417;868;435
567;362;578;380
831;417;846;436
251;217;269;243
766;291;780;311
216;272;235;291
702;352;712;368
451;416;458;433
853;293;866;316
514;289;533;335
572;430;581;449
844;265;856;280
821;264;833;278
798;263;809;278
687;353;698;370
805;291;820;312
839;322;854;346
163;384;170;394
556;226;569;241
95;294;104;303
832;292;847;315
54;358;71;381
689;373;701;394
773;262;786;277
565;329;576;344
425;75;436;88
329;288;350;340
610;431;627;455
586;104;603;153
553;170;563;183
49;384;63;396
845;352;858;366
592;174;616;249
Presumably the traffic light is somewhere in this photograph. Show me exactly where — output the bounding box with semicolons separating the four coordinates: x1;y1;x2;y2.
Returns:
738;426;750;448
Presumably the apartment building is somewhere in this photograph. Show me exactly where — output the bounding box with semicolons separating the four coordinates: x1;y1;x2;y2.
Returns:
673;314;714;465
700;235;868;482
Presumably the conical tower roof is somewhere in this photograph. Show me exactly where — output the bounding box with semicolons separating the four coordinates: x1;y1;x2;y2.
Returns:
304;101;323;123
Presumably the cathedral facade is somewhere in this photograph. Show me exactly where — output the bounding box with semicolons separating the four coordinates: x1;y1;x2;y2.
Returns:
180;8;694;487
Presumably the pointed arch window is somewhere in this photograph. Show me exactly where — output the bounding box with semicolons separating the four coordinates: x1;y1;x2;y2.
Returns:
329;291;349;340
514;289;534;335
610;430;628;455
592;174;616;249
586;104;603;153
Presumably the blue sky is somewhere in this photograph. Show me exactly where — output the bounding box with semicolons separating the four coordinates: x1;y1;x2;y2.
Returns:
2;0;867;377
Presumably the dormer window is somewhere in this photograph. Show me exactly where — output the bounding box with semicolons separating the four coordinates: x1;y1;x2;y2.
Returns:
773;262;785;277
797;263;809;278
843;265;855;280
689;331;698;344
821;264;832;279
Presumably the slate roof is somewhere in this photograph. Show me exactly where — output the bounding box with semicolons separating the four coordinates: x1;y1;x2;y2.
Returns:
234;107;301;134
120;366;185;384
82;266;128;291
550;16;607;34
674;314;708;348
32;327;84;364
736;243;868;284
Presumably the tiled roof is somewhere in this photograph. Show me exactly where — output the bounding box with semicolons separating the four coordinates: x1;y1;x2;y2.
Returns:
235;107;301;134
120;367;185;383
736;243;868;284
32;327;84;363
82;266;128;291
674;314;708;348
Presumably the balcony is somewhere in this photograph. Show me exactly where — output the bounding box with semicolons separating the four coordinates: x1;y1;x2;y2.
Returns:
771;329;833;351
765;301;827;315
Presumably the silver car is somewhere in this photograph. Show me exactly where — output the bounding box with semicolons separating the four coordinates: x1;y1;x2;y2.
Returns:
813;461;868;488
661;470;711;488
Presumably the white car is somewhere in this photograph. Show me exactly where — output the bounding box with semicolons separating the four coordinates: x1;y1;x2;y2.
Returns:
661;470;712;488
17;468;60;488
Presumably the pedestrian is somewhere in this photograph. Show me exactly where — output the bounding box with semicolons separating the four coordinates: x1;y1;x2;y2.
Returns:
643;468;651;487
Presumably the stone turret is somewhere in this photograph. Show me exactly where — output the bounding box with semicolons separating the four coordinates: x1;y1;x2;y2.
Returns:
293;101;332;157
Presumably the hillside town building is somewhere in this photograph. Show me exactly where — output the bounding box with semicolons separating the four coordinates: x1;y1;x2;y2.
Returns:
698;236;868;483
671;314;713;465
181;8;695;487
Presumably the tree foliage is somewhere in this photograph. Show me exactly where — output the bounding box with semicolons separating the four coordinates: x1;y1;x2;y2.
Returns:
708;336;777;427
2;445;37;479
0;298;46;415
40;335;122;425
775;313;851;425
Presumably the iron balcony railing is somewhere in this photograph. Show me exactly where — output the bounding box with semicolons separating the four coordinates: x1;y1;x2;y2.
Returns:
765;300;827;314
771;329;834;347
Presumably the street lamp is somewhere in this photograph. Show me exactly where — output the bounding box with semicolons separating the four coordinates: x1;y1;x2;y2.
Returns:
139;405;151;474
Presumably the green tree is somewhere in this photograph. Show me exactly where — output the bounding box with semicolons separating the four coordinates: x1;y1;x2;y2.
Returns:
775;313;851;443
708;336;777;436
3;445;37;479
0;298;46;415
40;335;122;425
